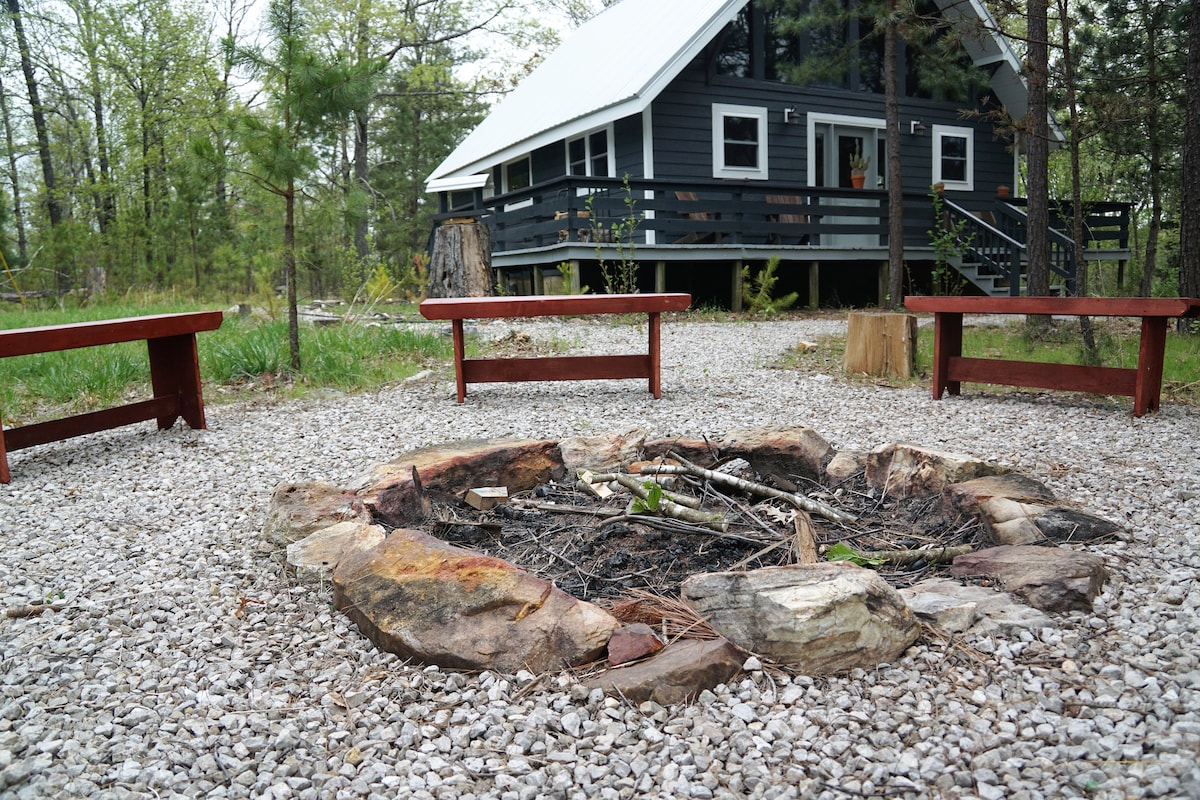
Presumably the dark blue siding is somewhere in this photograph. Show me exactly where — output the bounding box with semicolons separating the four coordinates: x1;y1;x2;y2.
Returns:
650;55;1014;202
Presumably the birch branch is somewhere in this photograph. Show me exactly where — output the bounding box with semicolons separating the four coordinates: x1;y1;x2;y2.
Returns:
645;451;857;525
585;471;703;509
855;544;976;565
609;473;728;531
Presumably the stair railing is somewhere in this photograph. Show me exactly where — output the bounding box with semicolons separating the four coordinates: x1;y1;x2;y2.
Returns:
991;202;1077;295
940;198;1024;294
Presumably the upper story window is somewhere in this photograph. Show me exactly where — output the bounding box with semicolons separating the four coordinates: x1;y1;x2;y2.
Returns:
712;104;769;179
932;125;973;190
503;156;531;193
567;128;612;177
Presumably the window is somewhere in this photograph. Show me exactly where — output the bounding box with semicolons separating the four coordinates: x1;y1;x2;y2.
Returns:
566;128;612;177
712;104;769;179
503;156;531;193
932;125;973;190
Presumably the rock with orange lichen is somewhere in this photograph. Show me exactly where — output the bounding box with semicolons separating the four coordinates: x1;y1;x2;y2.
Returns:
332;528;618;673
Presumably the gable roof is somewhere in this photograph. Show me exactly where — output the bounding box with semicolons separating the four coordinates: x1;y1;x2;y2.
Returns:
427;0;1038;188
427;0;744;187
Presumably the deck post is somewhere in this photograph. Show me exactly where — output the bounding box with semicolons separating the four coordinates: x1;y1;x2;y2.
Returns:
655;261;666;293
807;262;820;309
731;261;743;313
877;262;888;306
533;266;545;295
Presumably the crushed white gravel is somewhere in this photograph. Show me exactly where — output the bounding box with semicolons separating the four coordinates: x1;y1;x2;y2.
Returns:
1;315;1198;800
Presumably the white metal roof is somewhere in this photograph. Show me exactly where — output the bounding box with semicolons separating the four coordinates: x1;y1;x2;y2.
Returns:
426;0;745;185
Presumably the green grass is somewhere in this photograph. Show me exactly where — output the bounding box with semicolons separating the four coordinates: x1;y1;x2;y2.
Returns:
917;319;1200;402
803;315;1200;406
0;298;450;425
2;300;1196;426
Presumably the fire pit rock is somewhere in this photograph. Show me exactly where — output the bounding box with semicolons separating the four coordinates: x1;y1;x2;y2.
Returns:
332;527;618;673
680;563;920;673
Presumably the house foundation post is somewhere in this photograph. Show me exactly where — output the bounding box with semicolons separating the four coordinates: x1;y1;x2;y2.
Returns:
731;261;744;313
807;262;820;310
877;262;888;306
570;260;582;294
655;261;666;293
533;266;545;295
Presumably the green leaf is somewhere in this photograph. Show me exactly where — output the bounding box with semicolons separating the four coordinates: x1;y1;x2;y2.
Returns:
825;542;885;566
643;482;662;510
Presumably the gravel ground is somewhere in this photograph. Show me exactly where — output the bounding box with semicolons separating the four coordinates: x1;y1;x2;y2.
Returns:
1;315;1198;800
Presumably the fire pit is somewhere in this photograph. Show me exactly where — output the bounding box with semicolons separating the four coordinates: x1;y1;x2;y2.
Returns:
267;426;1118;695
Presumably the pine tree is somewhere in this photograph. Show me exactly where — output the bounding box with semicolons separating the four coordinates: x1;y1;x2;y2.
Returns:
227;0;375;371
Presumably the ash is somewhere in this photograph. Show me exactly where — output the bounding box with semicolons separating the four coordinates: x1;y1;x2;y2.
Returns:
421;464;984;601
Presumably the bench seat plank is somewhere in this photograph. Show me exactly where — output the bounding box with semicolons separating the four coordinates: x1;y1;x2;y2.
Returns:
419;293;691;320
904;296;1200;318
0;311;224;357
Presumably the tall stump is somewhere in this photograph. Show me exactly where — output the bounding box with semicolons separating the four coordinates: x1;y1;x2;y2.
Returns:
843;311;917;379
428;220;493;298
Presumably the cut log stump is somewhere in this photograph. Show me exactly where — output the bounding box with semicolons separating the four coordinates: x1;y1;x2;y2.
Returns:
843;311;917;379
427;220;493;298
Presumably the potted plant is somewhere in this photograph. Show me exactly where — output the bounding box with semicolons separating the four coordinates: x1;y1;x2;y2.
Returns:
849;149;870;189
997;185;1011;199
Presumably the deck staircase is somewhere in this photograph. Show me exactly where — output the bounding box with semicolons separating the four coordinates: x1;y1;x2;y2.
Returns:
940;199;1075;297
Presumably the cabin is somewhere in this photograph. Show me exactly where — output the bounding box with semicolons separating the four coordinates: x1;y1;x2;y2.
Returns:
425;0;1130;308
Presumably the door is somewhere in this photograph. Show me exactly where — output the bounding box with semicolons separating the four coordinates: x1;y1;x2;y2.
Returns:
810;117;885;246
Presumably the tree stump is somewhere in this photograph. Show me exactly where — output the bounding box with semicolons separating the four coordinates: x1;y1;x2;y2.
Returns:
842;311;917;379
427;220;493;298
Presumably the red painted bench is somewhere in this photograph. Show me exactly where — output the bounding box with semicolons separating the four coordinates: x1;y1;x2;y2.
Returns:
904;296;1200;416
419;293;692;403
0;311;224;483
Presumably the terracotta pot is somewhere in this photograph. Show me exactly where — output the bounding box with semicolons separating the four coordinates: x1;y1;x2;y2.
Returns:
850;173;866;189
997;185;1011;199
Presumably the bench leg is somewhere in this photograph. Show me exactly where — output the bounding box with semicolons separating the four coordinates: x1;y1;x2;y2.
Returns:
931;312;963;399
451;319;467;403
1;424;9;484
1134;316;1168;416
648;312;662;398
148;334;207;430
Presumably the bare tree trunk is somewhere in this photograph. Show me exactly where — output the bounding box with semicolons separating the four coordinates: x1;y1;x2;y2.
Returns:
285;176;301;372
1179;0;1200;333
6;0;66;292
0;76;27;265
1139;0;1164;299
883;0;905;310
1056;0;1096;359
1025;0;1051;303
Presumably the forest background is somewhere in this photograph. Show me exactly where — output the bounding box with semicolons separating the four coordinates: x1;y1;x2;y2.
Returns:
0;0;1197;309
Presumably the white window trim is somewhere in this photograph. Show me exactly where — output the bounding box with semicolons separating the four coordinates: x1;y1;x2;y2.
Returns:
932;125;974;191
565;125;615;178
712;103;769;180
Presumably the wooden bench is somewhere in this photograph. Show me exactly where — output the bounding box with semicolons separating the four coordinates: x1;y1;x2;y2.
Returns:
904;296;1200;417
0;311;224;483
419;293;692;403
